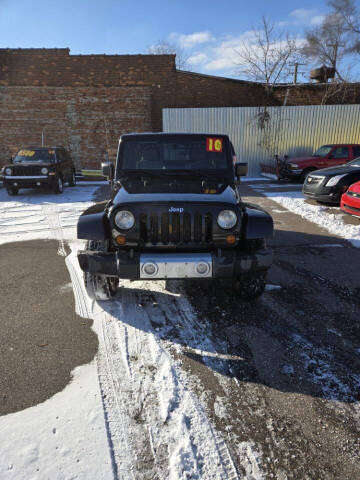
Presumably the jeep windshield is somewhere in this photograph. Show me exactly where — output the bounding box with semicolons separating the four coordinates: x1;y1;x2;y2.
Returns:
119;135;231;175
14;149;56;164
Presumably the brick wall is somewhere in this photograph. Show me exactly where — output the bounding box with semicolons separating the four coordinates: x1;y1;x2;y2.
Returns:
0;86;152;169
1;48;360;169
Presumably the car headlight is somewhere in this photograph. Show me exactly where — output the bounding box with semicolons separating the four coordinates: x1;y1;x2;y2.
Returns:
114;210;135;230
5;168;12;175
326;174;347;187
289;163;299;169
217;210;237;229
41;167;48;175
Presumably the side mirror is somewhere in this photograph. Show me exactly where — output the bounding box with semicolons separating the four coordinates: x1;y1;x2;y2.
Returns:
235;162;248;177
102;161;114;179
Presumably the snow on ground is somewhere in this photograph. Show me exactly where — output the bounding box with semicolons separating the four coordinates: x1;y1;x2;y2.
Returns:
0;362;114;480
0;185;115;479
252;187;360;247
0;184;264;479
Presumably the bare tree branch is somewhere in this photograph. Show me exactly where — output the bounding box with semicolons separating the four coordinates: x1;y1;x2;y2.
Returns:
234;17;302;91
147;40;190;70
301;11;350;79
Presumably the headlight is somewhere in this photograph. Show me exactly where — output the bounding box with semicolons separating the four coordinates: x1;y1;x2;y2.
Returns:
5;168;12;175
289;163;299;169
41;167;48;175
217;210;237;229
326;174;347;187
114;210;135;230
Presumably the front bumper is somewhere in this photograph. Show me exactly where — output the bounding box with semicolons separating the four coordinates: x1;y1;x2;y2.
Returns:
277;166;302;180
3;176;56;188
303;183;342;203
78;249;273;280
341;193;360;217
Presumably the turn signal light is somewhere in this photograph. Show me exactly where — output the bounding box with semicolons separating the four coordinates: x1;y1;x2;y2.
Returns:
226;234;236;245
115;235;126;245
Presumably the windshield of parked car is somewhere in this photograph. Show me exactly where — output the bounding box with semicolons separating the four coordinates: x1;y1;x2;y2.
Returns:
13;149;56;164
120;136;230;172
313;146;332;157
348;158;360;167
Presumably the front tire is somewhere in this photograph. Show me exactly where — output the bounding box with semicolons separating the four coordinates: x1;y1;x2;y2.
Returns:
234;272;266;300
6;186;19;196
84;272;119;301
83;240;119;301
68;171;76;187
54;176;64;194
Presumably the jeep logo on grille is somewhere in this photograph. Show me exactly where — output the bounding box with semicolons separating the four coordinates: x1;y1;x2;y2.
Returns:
169;207;184;213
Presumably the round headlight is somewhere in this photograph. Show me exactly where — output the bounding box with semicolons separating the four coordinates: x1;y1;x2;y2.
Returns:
5;168;12;176
114;210;135;230
217;210;237;229
41;167;48;175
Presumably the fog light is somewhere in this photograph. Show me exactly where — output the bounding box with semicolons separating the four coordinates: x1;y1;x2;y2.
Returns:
115;235;126;245
142;262;158;276
196;261;210;276
226;234;236;244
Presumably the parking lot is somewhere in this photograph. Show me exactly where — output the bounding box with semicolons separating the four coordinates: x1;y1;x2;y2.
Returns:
0;180;359;479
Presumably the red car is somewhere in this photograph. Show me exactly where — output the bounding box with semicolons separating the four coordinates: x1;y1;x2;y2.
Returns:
341;181;360;217
277;144;360;182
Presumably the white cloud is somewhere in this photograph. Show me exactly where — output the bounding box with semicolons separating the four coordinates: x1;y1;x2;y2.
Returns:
290;8;318;21
311;15;326;25
203;32;263;72
169;31;213;48
188;52;208;65
289;8;325;26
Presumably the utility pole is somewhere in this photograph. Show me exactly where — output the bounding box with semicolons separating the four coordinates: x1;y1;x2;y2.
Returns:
289;62;306;84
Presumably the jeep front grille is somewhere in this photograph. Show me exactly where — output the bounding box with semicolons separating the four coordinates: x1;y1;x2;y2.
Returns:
140;212;213;245
11;165;42;176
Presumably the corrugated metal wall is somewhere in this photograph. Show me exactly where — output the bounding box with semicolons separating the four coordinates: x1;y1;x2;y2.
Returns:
163;105;360;176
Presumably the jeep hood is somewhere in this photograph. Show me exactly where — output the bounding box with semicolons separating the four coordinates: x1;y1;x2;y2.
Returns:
112;184;238;205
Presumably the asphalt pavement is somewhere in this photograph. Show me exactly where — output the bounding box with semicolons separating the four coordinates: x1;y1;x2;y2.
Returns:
0;240;98;415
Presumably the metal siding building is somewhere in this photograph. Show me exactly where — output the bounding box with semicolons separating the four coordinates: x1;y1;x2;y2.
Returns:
163;105;360;176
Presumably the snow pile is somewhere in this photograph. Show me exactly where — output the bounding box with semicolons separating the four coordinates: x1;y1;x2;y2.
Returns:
257;189;360;247
0;363;114;480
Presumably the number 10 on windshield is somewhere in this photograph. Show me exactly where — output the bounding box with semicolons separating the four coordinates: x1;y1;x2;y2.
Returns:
206;138;223;153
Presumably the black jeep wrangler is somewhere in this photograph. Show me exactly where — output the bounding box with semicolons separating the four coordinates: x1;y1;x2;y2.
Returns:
2;146;76;195
77;133;273;300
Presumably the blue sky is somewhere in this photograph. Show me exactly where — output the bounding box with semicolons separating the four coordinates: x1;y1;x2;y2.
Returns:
0;0;332;79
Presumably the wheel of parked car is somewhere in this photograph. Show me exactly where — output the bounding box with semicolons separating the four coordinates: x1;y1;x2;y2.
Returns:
234;272;266;300
54;176;64;194
68;171;76;187
6;186;19;196
83;240;119;301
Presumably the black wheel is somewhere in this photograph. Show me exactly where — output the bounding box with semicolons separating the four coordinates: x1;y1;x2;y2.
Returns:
6;186;19;196
68;171;76;187
54;176;64;194
84;272;119;301
234;272;266;300
83;240;119;301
